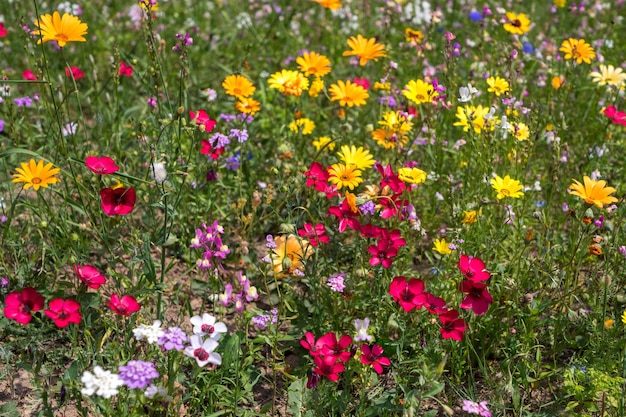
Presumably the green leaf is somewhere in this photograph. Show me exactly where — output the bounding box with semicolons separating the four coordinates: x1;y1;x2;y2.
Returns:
0;401;20;417
287;377;307;417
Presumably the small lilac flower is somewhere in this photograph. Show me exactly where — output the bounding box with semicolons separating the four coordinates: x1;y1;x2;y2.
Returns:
157;327;187;351
354;318;373;342
118;360;159;389
619;246;626;258
219;283;233;306
377;95;396;107
0;119;4;132
230;128;249;143
144;385;170;400
360;201;376;216
201;88;217;102
562;203;569;212
219;113;237;123
0;277;8;288
252;314;271;329
14;96;33;107
327;273;346;293
61;122;78;136
210;132;230;148
593;215;604;228
147;97;157;108
224;155;240;171
266;235;277;248
462;400;491;417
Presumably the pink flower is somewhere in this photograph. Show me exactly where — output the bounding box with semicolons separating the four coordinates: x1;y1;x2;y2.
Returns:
85;156;119;175
297;223;329;246
424;293;447;314
359;344;391;374
0;23;8;37
107;294;141;316
73;264;106;289
100;187;137;216
438;309;467;341
189;110;217;133
603;106;626;126
375;163;406;194
44;299;82;328
3;287;44;324
312;355;345;382
316;332;353;363
367;238;398;268
388;276;426;312
457;254;490;282
119;61;134;77
303;162;329;190
459;280;493;315
353;77;370;90
65;66;85;79
22;70;37;80
328;199;361;233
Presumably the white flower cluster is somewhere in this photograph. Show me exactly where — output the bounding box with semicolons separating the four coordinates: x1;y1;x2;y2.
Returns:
80;366;124;399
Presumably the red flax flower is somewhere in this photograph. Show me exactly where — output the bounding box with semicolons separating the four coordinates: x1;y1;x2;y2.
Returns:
200;140;225;160
317;332;353;363
457;254;490;282
424;293;448;314
438;309;467;341
375;163;406;193
3;287;44;325
0;23;8;37
73;264;106;289
44;299;82;328
100;186;136;216
301;331;323;357
328;199;361;232
312;355;345;381
297;223;329;246
368;238;398;268
603;106;626;126
189;109;217;133
65;66;85;79
85;156;119;175
119;61;133;77
360;344;391;374
389;276;427;312
107;294;141;316
459;280;493;315
303;161;330;191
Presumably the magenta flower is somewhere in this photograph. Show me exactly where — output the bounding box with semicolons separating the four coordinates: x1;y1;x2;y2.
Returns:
388;276;426;312
317;332;353;363
100;187;136;216
3;287;44;325
424;293;448;314
603;106;626;126
107;294;141;316
73;264;106;289
438;309;467;341
328;199;361;233
359;344;391;374
85;156;119;175
459;280;493;315
298;223;329;246
44;299;82;328
312;355;345;382
457;254;490;282
119;61;134;77
367;238;398;268
189;109;217;132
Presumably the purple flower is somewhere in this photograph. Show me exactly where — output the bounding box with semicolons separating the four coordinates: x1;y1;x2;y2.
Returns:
265;235;277;248
219;113;237;123
0;119;4;132
469;10;482;21
377;95;396;107
209;132;230;148
118;360;159;389
0;277;8;288
360;201;376;216
619;246;626;258
157;327;187;351
327;273;346;293
224;155;240;171
252;314;271;329
146;97;157;108
14;96;33;107
462;400;491;417
230;128;249;143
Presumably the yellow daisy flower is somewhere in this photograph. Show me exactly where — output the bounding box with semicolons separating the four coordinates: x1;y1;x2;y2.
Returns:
589;64;626;88
337;145;375;170
402;79;438;105
296;52;331;77
12;159;61;191
313;136;335;151
560;38;596;64
289;118;316;135
268;70;309;97
342;34;387;66
490;175;524;199
503;12;531;35
222;75;256;99
32;11;88;47
398;167;427;184
328;163;363;190
486;76;510;96
568;176;618;208
328;80;369;107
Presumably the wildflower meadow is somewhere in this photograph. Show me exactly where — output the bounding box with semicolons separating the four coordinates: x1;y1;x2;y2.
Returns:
1;0;626;416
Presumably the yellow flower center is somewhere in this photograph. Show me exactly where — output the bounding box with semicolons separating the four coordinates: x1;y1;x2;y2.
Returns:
501;189;510;196
55;33;68;44
233;87;242;95
32;177;42;185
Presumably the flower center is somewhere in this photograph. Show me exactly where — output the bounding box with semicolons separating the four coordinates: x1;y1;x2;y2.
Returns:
19;304;31;314
201;324;215;335
58;311;69;320
194;347;209;361
512;19;521;28
501;189;511;196
32;178;42;185
233;87;242;95
55;34;69;43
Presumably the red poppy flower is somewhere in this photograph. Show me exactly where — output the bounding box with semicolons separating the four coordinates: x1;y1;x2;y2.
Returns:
189;110;217;133
459;279;493;315
367;238;398;268
603;106;626;126
100;187;136;216
317;332;353;363
312;355;345;381
73;264;106;289
22;70;37;80
119;61;134;77
457;254;490;282
0;23;8;37
200;139;225;160
65;66;85;79
360;344;391;374
3;287;44;325
107;294;141;316
328;199;361;233
44;299;82;328
388;276;426;312
298;223;329;246
438;309;467;341
85;156;119;175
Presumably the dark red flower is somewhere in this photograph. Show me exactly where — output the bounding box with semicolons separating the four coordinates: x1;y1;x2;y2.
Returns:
22;70;37;80
298;223;329;246
3;287;44;325
85;156;119;175
200;139;225;160
306;372;320;389
375;163;406;194
73;264;106;289
312;355;345;381
189;110;216;133
317;332;353;363
119;61;134;77
603;106;626;126
367;238;398;268
65;66;85;79
388;276;426;312
459;279;493;315
328;199;361;233
360;344;391;374
100;187;136;216
44;299;82;328
107;294;141;316
457;254;490;282
438;309;467;341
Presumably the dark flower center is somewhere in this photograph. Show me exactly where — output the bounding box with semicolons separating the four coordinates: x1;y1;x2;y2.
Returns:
201;324;215;335
512;19;521;27
194;348;209;361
